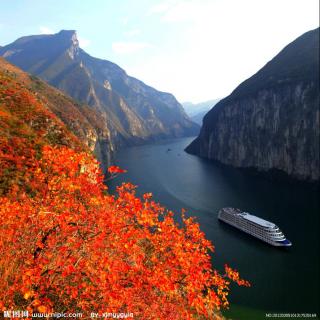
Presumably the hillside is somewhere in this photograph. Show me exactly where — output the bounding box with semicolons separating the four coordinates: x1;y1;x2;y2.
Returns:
186;28;319;181
0;57;89;194
0;56;248;318
0;30;199;157
0;58;114;171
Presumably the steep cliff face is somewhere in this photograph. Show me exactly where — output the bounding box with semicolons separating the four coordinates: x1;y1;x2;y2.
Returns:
186;28;319;181
0;30;199;152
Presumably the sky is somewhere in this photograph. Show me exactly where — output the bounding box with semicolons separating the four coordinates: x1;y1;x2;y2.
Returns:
0;0;318;103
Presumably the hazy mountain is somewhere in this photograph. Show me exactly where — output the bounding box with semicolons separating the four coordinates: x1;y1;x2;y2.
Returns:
186;28;319;181
189;111;207;125
0;30;199;167
182;99;220;124
182;99;219;116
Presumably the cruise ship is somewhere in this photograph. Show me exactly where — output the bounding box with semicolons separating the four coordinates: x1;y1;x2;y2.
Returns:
218;208;292;247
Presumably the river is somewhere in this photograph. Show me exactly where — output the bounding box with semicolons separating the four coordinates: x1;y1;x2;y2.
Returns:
108;137;319;319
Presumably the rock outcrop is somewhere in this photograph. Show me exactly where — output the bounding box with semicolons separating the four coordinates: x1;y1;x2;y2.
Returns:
186;28;319;182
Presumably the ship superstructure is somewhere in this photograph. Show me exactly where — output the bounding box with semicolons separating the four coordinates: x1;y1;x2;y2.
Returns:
218;208;292;247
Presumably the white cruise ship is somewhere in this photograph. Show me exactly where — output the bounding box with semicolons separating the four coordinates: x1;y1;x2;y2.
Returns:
218;208;292;247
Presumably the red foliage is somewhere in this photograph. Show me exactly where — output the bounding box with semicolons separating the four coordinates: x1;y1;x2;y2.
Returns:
108;165;127;174
0;145;249;319
0;64;82;195
0;60;250;319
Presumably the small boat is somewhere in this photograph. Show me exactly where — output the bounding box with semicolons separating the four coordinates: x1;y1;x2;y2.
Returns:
218;208;292;247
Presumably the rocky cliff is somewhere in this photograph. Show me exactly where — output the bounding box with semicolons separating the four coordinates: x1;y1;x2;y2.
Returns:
186;28;319;182
0;30;199;169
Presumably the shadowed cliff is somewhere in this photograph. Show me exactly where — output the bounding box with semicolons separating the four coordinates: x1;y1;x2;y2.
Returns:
186;28;319;182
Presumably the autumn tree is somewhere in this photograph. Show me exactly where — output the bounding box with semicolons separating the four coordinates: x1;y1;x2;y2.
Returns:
0;61;249;319
0;145;249;319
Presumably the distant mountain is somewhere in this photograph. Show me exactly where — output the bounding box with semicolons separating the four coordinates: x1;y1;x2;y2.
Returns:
182;99;220;116
186;28;319;182
0;30;199;168
189;110;207;125
182;99;220;124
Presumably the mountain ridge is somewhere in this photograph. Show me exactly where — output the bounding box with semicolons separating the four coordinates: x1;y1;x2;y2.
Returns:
0;30;199;169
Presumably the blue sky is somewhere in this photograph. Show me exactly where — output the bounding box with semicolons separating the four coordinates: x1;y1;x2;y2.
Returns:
0;0;318;102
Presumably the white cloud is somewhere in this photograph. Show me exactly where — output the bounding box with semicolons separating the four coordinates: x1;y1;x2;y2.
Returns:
78;36;91;48
124;28;141;37
147;2;172;15
138;0;319;102
112;41;152;54
161;0;206;22
120;17;129;26
146;0;205;22
39;26;54;34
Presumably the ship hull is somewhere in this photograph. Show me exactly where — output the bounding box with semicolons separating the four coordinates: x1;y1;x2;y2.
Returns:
218;216;292;247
